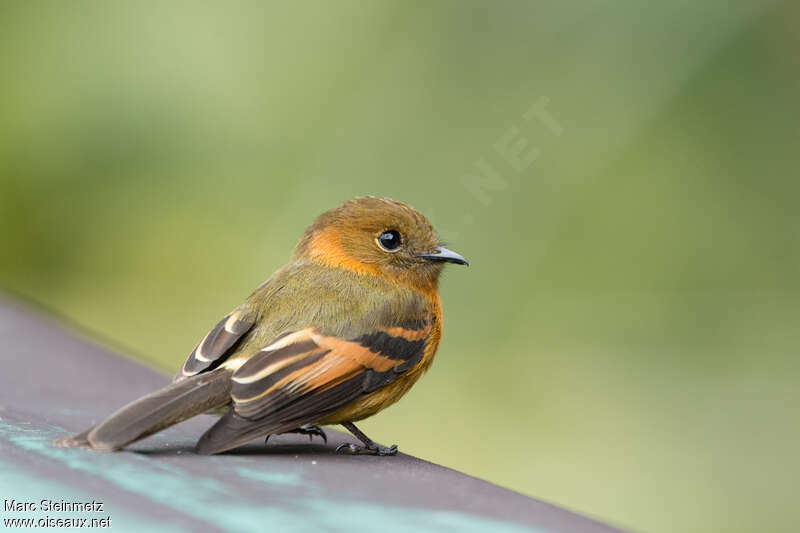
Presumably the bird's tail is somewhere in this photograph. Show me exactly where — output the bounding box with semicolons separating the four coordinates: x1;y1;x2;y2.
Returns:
54;370;232;451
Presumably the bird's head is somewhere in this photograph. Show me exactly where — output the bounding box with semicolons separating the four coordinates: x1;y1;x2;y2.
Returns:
295;196;468;290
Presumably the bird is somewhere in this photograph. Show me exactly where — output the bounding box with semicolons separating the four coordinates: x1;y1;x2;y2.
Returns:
55;196;468;455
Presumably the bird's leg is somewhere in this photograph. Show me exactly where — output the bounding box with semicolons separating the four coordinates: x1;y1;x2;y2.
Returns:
265;425;327;445
336;421;398;456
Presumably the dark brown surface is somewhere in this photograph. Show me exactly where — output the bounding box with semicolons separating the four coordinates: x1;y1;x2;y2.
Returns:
0;296;624;533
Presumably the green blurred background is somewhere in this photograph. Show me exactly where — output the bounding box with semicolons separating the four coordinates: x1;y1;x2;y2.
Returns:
2;1;799;531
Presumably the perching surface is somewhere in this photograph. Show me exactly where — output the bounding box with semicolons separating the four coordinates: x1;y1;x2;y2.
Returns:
0;297;622;533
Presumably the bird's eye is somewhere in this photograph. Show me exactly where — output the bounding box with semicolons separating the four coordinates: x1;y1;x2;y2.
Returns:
377;230;402;251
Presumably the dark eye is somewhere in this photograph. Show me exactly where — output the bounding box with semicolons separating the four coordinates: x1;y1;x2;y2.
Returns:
377;230;402;251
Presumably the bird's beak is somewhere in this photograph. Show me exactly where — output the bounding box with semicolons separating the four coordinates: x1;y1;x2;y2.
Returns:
417;246;469;266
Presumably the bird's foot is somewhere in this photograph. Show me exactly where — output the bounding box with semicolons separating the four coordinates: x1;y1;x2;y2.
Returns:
336;442;398;456
265;425;328;445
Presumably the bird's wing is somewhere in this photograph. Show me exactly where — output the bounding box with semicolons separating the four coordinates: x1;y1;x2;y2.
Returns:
194;313;433;454
175;307;256;381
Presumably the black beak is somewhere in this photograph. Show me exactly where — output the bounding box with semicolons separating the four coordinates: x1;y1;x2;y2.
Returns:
417;246;469;266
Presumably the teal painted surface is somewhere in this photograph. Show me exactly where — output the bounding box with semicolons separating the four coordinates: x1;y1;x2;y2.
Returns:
233;466;303;487
0;417;543;533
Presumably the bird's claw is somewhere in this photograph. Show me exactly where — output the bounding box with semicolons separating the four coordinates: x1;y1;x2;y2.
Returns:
297;424;328;444
265;425;328;445
335;443;398;456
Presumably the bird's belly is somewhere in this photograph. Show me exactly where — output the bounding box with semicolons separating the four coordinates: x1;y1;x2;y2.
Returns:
319;321;441;425
317;370;423;425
